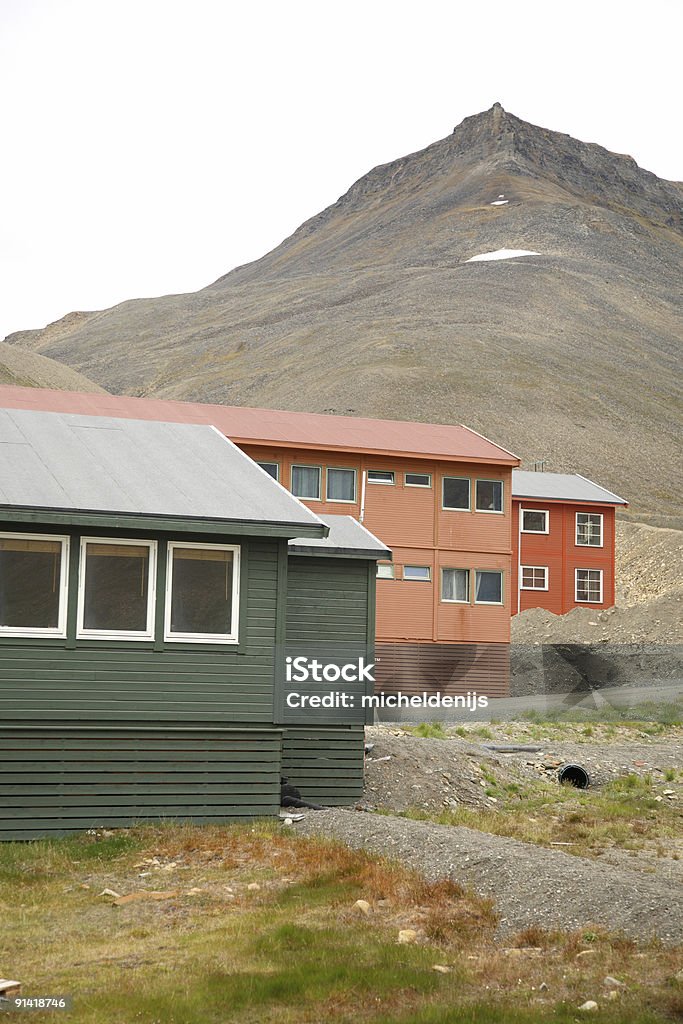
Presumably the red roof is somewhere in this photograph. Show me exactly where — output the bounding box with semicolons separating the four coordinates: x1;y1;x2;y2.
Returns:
0;385;519;465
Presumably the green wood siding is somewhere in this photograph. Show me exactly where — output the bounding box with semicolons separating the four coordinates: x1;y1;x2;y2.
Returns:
0;726;281;839
282;727;364;806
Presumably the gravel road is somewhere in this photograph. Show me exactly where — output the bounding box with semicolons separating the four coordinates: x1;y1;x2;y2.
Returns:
296;808;683;944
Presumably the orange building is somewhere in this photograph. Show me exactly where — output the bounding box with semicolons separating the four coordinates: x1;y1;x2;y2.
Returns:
0;385;627;699
512;471;627;616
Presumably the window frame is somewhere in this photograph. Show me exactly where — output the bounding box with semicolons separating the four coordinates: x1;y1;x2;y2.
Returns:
440;567;470;604
475;479;504;514
405;472;432;488
326;466;357;504
575;568;603;604
376;562;395;580
402;565;432;582
442;476;471;511
521;508;549;534
474;569;504;605
0;531;70;639
520;565;549;591
367;470;395;485
290;464;322;501
256;461;280;482
575;512;604;548
164;541;241;645
76;537;157;641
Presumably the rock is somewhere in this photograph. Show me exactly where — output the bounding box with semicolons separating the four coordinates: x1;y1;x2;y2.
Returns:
603;976;625;989
354;899;371;915
539;982;549;992
398;929;418;944
283;817;293;826
578;1000;599;1012
432;964;451;973
247;882;261;892
186;887;204;896
98;888;121;899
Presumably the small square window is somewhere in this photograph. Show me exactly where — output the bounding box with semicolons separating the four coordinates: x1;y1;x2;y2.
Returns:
475;479;503;513
257;461;279;481
78;538;156;639
166;543;240;643
576;513;603;546
327;467;356;502
291;465;321;500
376;562;395;579
441;568;469;602
475;570;503;604
576;569;602;603
522;509;549;533
0;533;69;637
405;472;431;487
442;477;470;510
367;470;395;485
403;565;431;582
521;566;548;590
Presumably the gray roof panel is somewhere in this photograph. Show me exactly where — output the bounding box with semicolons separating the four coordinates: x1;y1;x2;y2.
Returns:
0;408;326;531
289;514;391;559
512;470;627;505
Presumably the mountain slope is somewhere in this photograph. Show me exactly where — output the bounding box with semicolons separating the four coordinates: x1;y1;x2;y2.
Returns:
0;339;107;393
5;104;682;514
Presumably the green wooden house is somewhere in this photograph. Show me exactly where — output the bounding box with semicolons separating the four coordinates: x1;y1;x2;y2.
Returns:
0;408;389;839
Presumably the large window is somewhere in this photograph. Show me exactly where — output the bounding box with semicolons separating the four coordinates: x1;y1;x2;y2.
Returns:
576;513;603;547
475;479;503;513
291;465;321;500
165;543;240;643
442;477;470;510
521;566;548;590
0;533;69;637
327;467;356;503
474;570;503;604
441;568;469;603
77;539;156;639
521;509;549;533
576;569;602;603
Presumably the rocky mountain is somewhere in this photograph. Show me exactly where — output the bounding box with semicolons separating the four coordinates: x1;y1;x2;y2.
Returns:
5;104;682;516
0;339;106;393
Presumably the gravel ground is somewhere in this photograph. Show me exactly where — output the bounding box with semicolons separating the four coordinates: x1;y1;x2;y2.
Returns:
296;808;683;944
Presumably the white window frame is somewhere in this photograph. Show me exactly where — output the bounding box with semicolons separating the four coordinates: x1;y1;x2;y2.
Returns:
442;476;471;511
403;565;431;582
77;537;157;641
440;567;470;604
520;565;549;591
326;467;357;503
290;464;322;501
521;509;549;534
475;479;504;514
376;562;395;580
575;512;604;548
575;568;603;604
0;532;70;639
165;541;241;645
405;472;432;488
257;461;280;482
474;569;504;605
367;470;395;485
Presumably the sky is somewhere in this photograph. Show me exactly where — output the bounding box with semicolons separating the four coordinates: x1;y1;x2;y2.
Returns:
1;0;681;341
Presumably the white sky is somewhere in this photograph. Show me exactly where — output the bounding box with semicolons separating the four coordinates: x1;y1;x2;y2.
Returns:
1;0;681;341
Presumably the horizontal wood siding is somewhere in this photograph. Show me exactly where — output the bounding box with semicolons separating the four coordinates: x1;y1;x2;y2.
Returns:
0;538;280;723
281;727;364;805
0;726;282;839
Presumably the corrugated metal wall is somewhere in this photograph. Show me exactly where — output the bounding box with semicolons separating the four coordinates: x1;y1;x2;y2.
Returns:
374;641;510;700
281;727;364;806
0;726;282;839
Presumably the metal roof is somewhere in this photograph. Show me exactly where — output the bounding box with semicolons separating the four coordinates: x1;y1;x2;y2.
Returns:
0;385;519;465
288;514;391;559
0;407;326;533
512;470;628;505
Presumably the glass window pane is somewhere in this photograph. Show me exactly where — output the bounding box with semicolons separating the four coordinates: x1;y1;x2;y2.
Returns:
405;473;431;487
377;563;394;579
367;470;394;484
443;477;470;510
475;570;502;603
442;568;469;602
327;468;356;501
257;462;279;480
522;510;547;532
576;514;602;545
170;547;234;636
291;465;321;499
403;565;431;581
0;537;62;630
476;480;503;512
83;543;150;632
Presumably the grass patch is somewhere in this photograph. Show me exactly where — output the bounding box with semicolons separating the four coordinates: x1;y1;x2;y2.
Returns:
520;700;682;727
407;722;448;739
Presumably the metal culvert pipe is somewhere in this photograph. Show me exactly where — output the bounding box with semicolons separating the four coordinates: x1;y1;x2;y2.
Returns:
558;763;591;788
